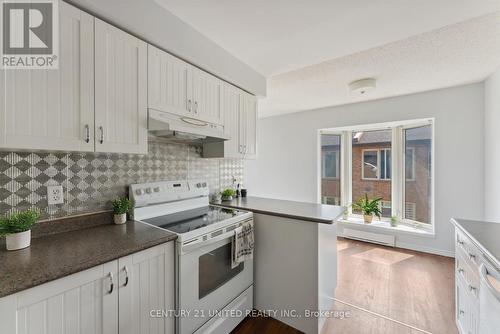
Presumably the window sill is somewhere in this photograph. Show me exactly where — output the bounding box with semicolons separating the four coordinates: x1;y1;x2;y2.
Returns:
336;217;435;237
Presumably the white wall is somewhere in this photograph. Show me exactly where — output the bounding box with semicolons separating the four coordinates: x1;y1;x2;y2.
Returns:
484;68;500;222
66;0;266;96
246;84;485;256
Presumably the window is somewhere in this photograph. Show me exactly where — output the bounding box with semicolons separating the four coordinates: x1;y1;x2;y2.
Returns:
319;119;434;228
404;125;432;224
353;129;392;218
361;149;391;180
322;151;339;179
320;134;341;206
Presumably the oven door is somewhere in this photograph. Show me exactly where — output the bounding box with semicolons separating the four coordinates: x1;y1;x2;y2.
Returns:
177;230;253;334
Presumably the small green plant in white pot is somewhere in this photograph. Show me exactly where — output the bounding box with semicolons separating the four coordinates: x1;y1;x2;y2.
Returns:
352;194;382;224
221;188;236;201
390;216;399;227
112;198;131;225
0;209;40;251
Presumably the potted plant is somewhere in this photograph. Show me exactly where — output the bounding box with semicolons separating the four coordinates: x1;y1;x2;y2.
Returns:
391;216;399;227
221;188;236;201
352;194;382;224
0;208;40;251
112;198;131;225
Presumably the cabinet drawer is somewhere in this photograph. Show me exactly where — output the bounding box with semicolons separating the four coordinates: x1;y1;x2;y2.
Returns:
456;252;480;300
456;230;480;270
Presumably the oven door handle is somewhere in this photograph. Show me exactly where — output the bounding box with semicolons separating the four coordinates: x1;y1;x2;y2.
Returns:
181;229;236;254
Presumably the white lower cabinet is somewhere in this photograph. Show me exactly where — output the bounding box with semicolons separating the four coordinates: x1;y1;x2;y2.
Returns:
0;242;174;334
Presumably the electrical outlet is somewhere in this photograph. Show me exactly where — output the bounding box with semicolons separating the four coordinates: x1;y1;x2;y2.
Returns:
47;185;64;205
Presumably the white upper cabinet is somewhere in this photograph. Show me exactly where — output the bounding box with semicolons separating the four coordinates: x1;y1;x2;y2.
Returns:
95;19;148;154
148;45;191;117
241;92;257;159
0;261;119;334
0;1;95;151
222;84;242;158
148;45;224;125
192;68;223;125
219;83;257;159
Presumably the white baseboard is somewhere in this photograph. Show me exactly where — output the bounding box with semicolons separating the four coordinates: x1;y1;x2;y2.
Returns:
338;232;455;258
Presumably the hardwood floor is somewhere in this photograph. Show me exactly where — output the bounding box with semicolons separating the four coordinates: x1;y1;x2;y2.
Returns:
231;238;457;334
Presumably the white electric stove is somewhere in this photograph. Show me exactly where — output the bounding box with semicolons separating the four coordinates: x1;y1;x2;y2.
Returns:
130;180;254;334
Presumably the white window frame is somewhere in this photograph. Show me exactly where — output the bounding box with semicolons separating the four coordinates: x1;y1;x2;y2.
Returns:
318;119;434;233
361;148;391;181
322;150;339;179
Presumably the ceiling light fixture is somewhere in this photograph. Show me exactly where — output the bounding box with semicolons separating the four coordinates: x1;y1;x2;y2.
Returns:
349;78;376;95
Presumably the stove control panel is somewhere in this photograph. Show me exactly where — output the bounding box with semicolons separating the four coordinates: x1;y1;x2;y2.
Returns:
130;180;209;207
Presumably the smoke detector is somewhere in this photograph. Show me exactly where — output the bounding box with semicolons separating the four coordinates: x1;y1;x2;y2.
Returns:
349;78;376;95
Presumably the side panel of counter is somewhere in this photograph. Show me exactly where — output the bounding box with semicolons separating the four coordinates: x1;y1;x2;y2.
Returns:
253;213;337;334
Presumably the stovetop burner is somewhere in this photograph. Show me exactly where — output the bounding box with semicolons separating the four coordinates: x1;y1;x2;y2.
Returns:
142;205;247;234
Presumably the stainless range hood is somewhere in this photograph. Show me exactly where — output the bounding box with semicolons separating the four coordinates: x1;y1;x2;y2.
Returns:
148;109;230;145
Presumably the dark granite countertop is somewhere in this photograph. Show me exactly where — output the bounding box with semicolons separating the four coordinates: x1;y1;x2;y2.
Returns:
0;220;176;298
213;196;342;224
451;218;500;269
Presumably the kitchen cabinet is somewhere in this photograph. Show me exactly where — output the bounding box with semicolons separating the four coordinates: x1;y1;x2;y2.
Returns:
0;1;95;151
208;83;257;159
240;92;257;159
119;242;175;334
95;19;148;154
0;242;174;334
192;68;223;125
148;45;223;125
0;261;118;334
148;45;191;118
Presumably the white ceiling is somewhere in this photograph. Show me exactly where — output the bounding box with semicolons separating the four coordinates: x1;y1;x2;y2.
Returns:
259;13;500;117
156;0;500;76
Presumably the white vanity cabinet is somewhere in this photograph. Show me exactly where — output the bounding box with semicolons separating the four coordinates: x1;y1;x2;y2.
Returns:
0;242;174;334
0;1;95;152
95;19;148;154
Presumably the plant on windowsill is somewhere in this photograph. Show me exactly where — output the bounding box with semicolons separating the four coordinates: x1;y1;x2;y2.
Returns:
352;194;382;224
0;208;40;251
112;198;132;225
221;188;236;202
390;216;399;227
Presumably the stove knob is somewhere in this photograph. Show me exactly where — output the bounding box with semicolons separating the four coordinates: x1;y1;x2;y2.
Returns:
196;183;202;188
202;182;207;187
135;189;143;195
145;187;152;194
153;187;160;193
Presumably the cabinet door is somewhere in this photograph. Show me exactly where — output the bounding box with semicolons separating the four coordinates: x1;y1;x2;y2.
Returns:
223;84;243;158
95;19;148;154
241;92;257;159
0;1;94;151
118;242;175;334
0;261;118;334
148;45;191;117
192;69;223;125
456;275;469;334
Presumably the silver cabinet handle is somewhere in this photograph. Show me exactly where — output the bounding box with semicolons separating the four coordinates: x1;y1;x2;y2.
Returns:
123;266;129;287
187;99;192;112
469;285;477;293
107;272;114;294
458;268;464;275
457;240;464;246
98;126;104;144
468;253;476;261
239;145;243;153
194;101;198;114
84;124;90;143
459;309;465;316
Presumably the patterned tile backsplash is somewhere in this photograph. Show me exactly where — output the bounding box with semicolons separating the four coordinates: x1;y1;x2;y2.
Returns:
0;141;244;220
